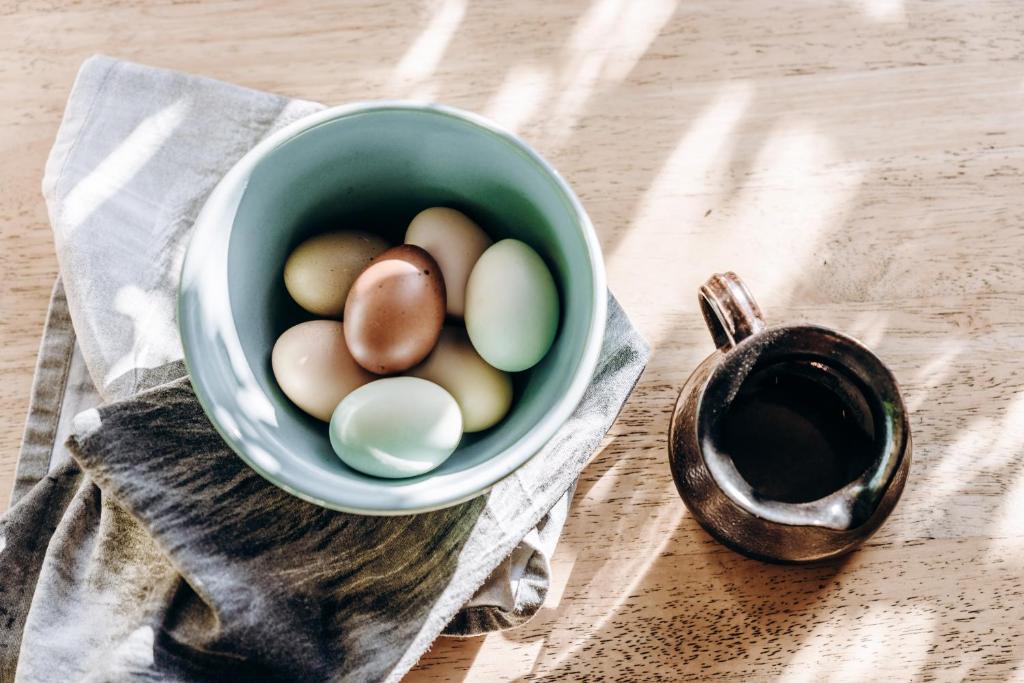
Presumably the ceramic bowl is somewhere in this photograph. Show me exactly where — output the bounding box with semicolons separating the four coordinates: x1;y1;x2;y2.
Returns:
178;102;606;515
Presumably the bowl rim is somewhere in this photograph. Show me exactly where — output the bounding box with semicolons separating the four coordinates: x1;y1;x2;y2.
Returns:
178;100;608;515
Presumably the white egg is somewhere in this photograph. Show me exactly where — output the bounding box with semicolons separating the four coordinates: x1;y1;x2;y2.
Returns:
405;207;492;317
410;327;513;432
329;377;463;478
271;320;375;421
464;239;560;372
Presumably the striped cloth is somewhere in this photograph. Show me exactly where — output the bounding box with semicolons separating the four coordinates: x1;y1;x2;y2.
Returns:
0;56;648;682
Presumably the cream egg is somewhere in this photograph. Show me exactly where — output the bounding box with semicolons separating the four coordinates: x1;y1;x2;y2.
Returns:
409;327;513;432
271;320;375;421
283;231;389;317
405;207;492;317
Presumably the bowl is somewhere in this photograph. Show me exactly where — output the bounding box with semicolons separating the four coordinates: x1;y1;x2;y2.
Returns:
178;102;606;515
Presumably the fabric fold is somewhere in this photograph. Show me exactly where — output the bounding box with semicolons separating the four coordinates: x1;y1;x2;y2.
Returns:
0;55;649;682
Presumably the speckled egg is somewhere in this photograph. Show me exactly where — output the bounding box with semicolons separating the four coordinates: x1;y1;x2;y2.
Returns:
329;377;463;478
343;245;446;374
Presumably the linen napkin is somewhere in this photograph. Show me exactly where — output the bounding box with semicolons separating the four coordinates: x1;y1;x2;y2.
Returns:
0;56;648;682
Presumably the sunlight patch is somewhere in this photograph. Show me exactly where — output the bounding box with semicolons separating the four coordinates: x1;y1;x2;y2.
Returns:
63;100;189;232
389;0;467;89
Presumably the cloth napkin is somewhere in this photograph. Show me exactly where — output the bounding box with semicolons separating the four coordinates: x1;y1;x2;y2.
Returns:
0;56;648;682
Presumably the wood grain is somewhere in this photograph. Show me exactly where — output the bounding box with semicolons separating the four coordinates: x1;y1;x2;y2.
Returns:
2;0;1023;680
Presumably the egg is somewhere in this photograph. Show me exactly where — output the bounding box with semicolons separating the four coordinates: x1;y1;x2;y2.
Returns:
409;327;513;432
464;239;560;372
283;231;389;317
405;207;492;317
344;245;446;374
271;320;375;421
329;377;463;478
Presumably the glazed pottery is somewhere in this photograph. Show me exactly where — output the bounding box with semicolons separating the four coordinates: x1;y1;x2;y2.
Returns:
179;102;606;515
668;272;911;562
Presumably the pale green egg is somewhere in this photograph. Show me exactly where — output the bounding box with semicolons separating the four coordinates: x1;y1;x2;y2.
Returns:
329;377;463;479
464;239;560;372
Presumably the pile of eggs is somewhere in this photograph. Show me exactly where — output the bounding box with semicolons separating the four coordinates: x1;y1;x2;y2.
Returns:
271;207;560;479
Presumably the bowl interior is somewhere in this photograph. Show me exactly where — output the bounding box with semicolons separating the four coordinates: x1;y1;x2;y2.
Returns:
185;106;600;512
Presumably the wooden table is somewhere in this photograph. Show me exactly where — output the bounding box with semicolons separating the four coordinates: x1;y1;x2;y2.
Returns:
2;1;1023;679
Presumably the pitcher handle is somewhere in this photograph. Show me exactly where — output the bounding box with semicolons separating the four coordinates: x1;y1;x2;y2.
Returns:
699;272;766;351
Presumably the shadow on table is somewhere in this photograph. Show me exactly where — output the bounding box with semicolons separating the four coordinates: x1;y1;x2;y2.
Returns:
499;392;1024;680
357;0;1024;678
506;523;852;680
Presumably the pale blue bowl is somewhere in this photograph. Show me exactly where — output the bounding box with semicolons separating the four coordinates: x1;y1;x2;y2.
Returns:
179;102;606;514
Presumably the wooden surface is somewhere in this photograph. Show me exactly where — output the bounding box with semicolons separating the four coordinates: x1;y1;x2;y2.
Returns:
2;1;1023;680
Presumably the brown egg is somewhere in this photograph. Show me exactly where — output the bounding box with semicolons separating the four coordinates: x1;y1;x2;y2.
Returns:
344;245;446;374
